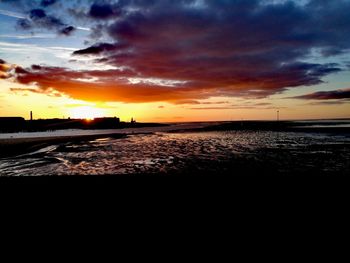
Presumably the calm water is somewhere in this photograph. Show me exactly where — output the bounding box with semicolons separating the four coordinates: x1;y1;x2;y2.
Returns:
0;130;349;176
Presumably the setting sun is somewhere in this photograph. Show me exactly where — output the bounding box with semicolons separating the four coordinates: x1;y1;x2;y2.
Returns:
0;0;349;177
69;106;105;120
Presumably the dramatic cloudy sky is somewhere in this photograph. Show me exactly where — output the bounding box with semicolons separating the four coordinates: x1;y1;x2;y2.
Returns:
0;0;349;121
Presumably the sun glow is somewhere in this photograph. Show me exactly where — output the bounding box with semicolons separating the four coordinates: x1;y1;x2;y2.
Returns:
69;106;105;120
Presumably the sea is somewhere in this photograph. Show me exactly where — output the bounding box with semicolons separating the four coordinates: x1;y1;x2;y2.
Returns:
0;120;349;176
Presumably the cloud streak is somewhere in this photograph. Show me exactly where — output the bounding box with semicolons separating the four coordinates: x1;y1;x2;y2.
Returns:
291;89;350;100
0;9;26;19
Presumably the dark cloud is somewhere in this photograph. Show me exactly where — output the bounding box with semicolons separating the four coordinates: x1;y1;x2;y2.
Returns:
6;63;211;103
291;89;350;100
89;2;122;19
4;60;342;104
14;66;29;74
28;8;65;29
1;0;57;8
308;101;350;106
73;42;128;55
20;8;76;36
0;59;6;64
41;0;57;7
3;0;350;103
15;7;74;35
69;0;349;102
31;65;43;70
30;9;47;19
2;1;76;36
59;26;76;36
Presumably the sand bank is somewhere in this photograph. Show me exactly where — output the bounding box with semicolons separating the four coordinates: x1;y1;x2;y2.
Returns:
0;133;127;158
0;123;215;157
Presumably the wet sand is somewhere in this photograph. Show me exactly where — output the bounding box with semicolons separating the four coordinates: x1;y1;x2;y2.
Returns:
0;123;215;158
0;133;127;158
1;121;349;159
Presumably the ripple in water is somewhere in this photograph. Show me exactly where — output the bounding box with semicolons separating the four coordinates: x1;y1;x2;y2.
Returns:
0;131;349;176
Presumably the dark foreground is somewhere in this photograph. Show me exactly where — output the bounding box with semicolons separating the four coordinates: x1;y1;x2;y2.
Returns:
0;133;127;158
0;121;349;176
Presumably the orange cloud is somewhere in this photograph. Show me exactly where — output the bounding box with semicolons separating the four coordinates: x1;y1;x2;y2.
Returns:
1;58;342;104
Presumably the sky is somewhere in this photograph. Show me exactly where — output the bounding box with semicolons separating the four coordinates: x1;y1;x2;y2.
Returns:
0;0;349;122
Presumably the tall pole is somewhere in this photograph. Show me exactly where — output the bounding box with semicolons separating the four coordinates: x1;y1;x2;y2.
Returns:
30;111;33;121
277;110;280;122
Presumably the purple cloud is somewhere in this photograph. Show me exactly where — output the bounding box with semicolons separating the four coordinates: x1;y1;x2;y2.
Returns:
2;0;350;103
70;0;347;101
291;89;350;100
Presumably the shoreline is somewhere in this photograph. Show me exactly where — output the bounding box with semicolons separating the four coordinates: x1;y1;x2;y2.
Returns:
166;121;350;135
0;123;214;158
0;133;127;158
1;121;349;158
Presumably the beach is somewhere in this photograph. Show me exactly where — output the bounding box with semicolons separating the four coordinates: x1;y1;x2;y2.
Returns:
0;134;127;158
0;123;218;158
0;120;349;176
1;1;350;177
1;120;349;158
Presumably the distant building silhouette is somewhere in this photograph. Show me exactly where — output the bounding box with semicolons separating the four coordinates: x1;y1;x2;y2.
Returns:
91;117;120;129
0;115;168;133
0;117;26;132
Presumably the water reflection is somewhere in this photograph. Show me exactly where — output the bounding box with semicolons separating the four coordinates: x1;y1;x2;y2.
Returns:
0;131;349;176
